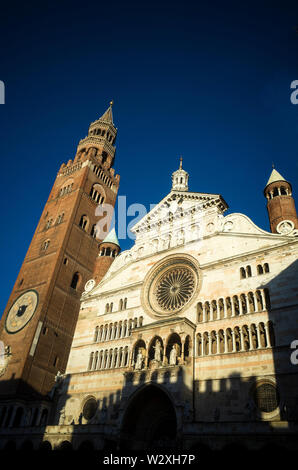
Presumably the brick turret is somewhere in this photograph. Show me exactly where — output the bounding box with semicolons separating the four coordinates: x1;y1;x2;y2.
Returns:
93;228;121;284
264;168;298;234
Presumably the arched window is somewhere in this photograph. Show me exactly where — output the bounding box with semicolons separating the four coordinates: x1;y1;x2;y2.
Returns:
248;292;255;313
45;218;53;229
119;299;123;311
264;263;269;273
218;298;225;319
42;239;50;251
242;325;250;351
234;327;241;351
211;331;217;354
93;351;99;370
233;295;239;315
257;264;264;275
246;265;252;277
197;302;203;322
196;333;202;356
94;326;99;342
218;329;225;353
56;213;64;225
88;352;94;371
226;328;233;352
70;272;81;290
256;290;263;311
203;332;209;355
106;247;111;257
90;224;97;238
240;267;246;279
79;215;89;230
240;294;247;314
59;179;74;197
280;186;287;195
204;302;210;321
90;184;105;204
264;288;271;310
226;297;232;318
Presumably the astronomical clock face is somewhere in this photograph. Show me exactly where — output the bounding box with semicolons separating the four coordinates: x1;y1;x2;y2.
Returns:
5;290;39;334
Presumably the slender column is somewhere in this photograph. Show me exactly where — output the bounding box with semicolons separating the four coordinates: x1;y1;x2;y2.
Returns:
224;331;228;353
223;300;227;319
231;331;236;352
231;300;235;317
216;333;220;354
215;303;219;320
239;297;243;316
194;335;198;357
121;350;126;367
248;326;253;350
260;290;266;311
252;293;257;312
200;336;204;356
210;305;214;322
181;340;185;361
208;333;212;355
264;323;271;347
145;348;149;368
203;304;206;322
116;351;121;368
239;327;245;351
256;326;262;349
245;295;249;314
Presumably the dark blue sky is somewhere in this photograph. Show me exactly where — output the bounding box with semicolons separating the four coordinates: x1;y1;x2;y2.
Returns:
0;0;298;315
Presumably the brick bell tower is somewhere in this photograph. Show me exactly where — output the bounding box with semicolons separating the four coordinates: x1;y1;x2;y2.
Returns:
0;102;120;405
264;167;298;234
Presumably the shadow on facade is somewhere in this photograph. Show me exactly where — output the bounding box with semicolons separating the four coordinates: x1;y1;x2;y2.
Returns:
1;261;298;464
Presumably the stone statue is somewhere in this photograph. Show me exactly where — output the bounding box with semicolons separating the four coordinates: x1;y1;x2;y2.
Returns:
153;340;162;362
169;345;177;365
48;370;64;399
59;407;66;425
135;349;143;370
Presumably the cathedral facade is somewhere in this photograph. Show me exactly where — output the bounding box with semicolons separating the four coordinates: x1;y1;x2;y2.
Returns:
1;107;298;453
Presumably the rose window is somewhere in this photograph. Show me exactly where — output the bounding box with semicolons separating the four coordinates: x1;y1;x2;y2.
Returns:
155;267;195;311
141;254;200;318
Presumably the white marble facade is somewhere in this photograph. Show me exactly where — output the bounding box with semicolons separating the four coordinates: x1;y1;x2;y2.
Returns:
49;167;298;451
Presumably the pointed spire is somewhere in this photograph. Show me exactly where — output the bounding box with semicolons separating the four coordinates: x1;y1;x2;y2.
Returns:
101;227;120;247
266;168;286;187
98;100;114;125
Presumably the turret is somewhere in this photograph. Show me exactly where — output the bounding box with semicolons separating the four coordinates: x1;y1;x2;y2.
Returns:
264;168;298;234
93;228;121;284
